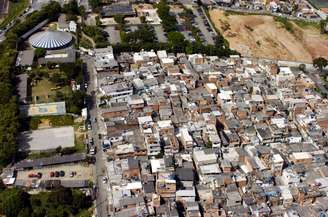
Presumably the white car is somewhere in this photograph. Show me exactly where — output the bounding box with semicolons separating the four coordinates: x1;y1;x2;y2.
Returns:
102;176;108;184
89;148;95;155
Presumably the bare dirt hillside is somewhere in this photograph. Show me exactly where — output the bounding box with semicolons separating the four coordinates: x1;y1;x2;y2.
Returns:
209;9;328;63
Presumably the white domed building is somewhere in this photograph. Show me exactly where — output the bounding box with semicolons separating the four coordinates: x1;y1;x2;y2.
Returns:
29;30;73;50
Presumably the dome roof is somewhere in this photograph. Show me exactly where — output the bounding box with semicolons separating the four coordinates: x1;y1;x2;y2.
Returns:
29;30;72;49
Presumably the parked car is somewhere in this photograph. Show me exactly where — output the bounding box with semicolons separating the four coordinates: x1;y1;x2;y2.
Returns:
50;171;55;177
32;172;42;178
102;176;108;184
28;173;39;178
89;147;95;155
89;138;94;146
70;171;76;177
59;171;65;177
55;171;60;177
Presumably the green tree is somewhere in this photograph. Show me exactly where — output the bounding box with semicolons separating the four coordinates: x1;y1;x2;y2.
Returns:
31;207;46;217
168;31;186;53
156;0;177;32
95;16;101;26
48;188;73;205
89;0;100;10
313;57;328;72
18;208;31;217
66;91;87;114
63;0;79;15
0;189;30;217
0;2;62;167
320;18;328;34
79;5;86;17
299;63;306;72
114;15;124;25
34;48;46;58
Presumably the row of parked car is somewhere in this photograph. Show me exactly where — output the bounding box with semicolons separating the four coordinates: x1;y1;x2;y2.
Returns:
28;170;77;179
49;171;65;177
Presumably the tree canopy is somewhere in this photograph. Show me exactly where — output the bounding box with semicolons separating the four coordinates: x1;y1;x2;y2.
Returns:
89;0;100;10
35;48;46;58
0;188;92;217
0;1;62;166
156;0;178;32
62;0;79;15
313;57;328;72
168;31;187;53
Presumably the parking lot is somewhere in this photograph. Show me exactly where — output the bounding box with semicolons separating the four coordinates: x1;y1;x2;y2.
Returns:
16;163;94;181
154;25;167;43
190;6;215;45
104;26;121;44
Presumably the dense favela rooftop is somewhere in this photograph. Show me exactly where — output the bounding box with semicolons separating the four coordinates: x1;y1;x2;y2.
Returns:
89;47;328;217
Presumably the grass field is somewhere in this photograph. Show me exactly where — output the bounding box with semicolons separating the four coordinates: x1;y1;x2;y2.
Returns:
0;0;28;28
32;79;71;103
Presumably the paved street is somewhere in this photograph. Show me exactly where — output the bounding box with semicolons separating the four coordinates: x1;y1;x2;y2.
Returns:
82;55;109;217
212;5;321;22
0;32;5;43
154;25;167;43
308;71;328;96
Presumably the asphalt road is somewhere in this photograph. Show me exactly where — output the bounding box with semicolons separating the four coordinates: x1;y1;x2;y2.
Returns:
212;5;321;22
308;71;328;96
82;55;109;217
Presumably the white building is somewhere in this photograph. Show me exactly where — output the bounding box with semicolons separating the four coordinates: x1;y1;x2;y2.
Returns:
180;128;193;151
69;21;77;32
99;82;133;103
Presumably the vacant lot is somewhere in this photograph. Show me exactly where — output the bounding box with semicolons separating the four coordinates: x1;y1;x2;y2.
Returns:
32;79;71;103
209;9;328;63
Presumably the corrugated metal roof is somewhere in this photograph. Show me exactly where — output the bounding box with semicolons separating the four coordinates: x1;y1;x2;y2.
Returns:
29;30;72;49
14;153;86;169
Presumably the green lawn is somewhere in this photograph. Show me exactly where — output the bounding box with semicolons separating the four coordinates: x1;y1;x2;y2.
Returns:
0;0;28;29
75;133;86;152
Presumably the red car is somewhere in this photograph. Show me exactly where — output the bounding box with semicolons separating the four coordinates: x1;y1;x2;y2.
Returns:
49;172;55;177
28;173;37;178
28;173;42;178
